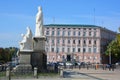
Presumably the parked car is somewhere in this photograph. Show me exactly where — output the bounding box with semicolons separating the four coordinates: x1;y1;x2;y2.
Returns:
57;62;65;66
76;62;81;66
115;62;120;65
65;62;73;66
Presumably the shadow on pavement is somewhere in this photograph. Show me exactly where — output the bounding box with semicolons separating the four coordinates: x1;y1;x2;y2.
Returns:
64;70;105;80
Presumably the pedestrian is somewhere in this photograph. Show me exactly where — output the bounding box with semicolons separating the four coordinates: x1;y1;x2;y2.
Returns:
108;64;111;71
79;65;81;70
102;64;105;70
112;64;114;71
87;64;89;70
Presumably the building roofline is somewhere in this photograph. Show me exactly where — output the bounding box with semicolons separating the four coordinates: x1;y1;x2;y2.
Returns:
44;24;117;34
44;24;101;28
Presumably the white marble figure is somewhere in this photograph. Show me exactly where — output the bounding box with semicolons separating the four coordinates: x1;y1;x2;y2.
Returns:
20;27;33;51
35;6;44;37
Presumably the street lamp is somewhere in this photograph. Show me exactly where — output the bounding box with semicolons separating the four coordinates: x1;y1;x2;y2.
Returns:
109;47;111;64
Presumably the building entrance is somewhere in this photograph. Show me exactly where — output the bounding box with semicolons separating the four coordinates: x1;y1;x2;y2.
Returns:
67;55;71;61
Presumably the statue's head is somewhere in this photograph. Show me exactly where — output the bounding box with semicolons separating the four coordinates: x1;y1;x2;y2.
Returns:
26;27;30;31
21;34;24;37
38;6;42;12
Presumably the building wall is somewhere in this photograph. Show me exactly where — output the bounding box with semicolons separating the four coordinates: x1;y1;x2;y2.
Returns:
44;24;116;63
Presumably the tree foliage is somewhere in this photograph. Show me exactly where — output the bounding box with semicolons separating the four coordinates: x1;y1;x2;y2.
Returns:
105;34;120;62
0;47;18;63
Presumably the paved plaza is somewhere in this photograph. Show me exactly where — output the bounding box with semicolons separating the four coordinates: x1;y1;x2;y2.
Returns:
64;68;120;80
1;68;119;80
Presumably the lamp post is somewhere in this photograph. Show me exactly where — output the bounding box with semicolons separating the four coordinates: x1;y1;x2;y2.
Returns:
109;47;111;64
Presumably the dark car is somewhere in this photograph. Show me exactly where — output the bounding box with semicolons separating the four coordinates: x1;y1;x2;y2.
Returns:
57;62;65;66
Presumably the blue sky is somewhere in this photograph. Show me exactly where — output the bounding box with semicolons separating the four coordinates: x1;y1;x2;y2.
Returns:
0;0;120;48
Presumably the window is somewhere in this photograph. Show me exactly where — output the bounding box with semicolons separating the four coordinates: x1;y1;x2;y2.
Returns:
68;48;70;52
78;31;80;36
83;48;86;53
57;31;60;36
52;31;54;36
52;40;54;44
73;31;76;36
94;40;96;45
93;48;96;53
89;32;92;36
68;40;70;44
73;40;75;44
62;48;64;52
62;31;65;36
83;28;86;30
83;32;86;36
89;40;91;44
68;31;71;36
89;28;91;30
56;48;59;53
83;40;86;44
46;31;49;35
78;40;80;44
47;39;49;43
94;32;96;37
51;48;54;52
63;39;65;44
57;39;60;44
89;48;91;53
78;48;80;52
73;48;75;52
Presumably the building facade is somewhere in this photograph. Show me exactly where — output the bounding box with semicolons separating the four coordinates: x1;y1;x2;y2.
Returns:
44;24;116;63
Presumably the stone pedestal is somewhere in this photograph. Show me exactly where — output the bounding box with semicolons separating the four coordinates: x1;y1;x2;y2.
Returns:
19;51;33;64
33;36;46;51
14;51;33;73
31;36;47;72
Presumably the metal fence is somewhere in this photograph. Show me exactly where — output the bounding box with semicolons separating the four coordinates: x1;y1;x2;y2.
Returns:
0;64;120;80
0;65;60;80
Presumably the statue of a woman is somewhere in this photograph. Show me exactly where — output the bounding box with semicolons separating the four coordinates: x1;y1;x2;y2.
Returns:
35;6;44;37
20;27;33;51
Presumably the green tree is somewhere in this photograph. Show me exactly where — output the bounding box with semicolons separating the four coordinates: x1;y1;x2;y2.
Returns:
105;35;120;63
0;47;18;63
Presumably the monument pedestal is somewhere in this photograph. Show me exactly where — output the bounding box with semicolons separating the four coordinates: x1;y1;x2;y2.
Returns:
19;51;33;64
14;51;33;73
17;6;47;73
33;36;46;51
31;36;47;72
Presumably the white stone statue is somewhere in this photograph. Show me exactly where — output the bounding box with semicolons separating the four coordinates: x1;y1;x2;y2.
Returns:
20;27;33;51
35;6;44;37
